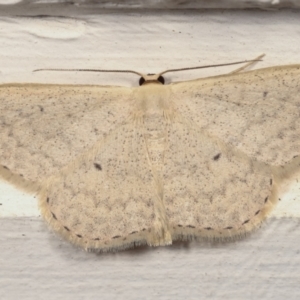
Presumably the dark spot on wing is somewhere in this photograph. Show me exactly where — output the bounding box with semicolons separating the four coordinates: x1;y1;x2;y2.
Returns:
264;196;268;203
94;163;102;171
204;227;213;230
64;226;70;231
39;106;44;112
76;234;82;238
3;165;9;170
225;226;233;229
263;91;268;97
213;153;221;161
130;231;138;235
187;225;195;228
19;174;23;177
177;224;183;227
94;238;100;241
255;210;260;215
142;228;146;231
270;179;272;185
51;212;57;220
242;219;249;225
112;235;121;239
47;197;50;203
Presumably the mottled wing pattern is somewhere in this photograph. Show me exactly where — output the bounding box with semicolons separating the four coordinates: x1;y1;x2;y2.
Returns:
164;65;300;240
40;123;171;252
2;65;300;252
0;84;133;188
170;65;300;167
163;119;275;240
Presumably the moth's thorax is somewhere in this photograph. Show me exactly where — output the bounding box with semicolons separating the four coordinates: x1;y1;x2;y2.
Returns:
133;83;171;133
133;83;171;179
134;83;170;114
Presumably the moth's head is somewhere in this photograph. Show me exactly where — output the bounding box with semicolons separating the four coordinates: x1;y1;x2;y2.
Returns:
139;74;165;86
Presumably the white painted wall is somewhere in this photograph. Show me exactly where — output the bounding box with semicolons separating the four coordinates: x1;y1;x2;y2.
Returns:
0;6;300;300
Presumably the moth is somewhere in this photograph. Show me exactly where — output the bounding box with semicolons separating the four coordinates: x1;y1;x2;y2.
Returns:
0;55;299;252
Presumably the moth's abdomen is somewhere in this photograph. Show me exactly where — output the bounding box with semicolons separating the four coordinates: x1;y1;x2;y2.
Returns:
143;114;167;176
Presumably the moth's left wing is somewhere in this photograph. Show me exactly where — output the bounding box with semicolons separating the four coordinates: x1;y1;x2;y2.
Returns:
0;84;133;191
41;123;172;252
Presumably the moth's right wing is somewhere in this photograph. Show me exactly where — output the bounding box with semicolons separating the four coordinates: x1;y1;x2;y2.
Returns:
162;119;275;241
170;65;300;170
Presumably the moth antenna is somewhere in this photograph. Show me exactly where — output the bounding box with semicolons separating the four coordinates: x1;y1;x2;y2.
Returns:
33;68;144;77
229;54;266;74
33;54;265;79
158;54;265;76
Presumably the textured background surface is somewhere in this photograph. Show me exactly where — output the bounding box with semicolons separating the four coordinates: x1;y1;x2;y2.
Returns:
1;0;300;9
0;5;300;300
